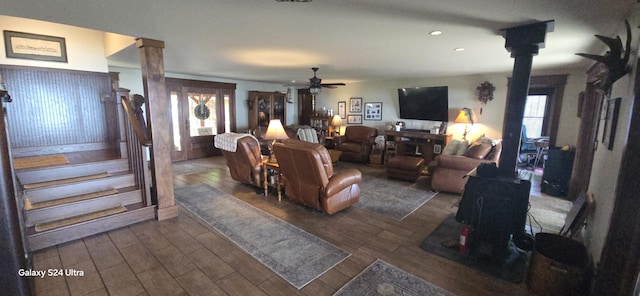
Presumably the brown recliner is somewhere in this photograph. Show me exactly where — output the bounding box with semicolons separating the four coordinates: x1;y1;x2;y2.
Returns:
273;139;361;214
334;126;378;163
219;135;265;188
431;140;502;193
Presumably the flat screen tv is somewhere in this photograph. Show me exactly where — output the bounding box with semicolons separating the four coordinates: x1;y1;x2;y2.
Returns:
398;86;448;121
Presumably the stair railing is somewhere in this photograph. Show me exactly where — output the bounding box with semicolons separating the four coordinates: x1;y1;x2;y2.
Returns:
118;89;153;206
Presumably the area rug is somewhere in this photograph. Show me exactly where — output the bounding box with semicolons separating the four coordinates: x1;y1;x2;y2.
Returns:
13;154;69;170
174;183;350;289
419;215;529;283
172;158;224;176
337;163;437;220
333;259;456;296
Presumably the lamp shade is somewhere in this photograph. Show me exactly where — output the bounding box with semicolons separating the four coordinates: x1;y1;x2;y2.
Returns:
454;108;478;124
330;115;343;127
264;119;289;140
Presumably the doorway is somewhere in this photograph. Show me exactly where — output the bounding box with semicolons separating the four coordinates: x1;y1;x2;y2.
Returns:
166;78;236;161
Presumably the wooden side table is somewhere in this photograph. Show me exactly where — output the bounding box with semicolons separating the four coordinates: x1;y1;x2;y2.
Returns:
262;160;283;202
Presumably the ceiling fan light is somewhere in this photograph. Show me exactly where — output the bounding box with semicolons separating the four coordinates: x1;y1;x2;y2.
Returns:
309;87;321;95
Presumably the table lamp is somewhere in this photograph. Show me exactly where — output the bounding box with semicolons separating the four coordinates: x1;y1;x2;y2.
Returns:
331;115;343;136
454;107;478;140
264;119;289;162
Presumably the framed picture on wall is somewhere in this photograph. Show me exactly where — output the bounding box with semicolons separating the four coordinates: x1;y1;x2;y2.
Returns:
349;97;362;112
364;102;382;120
602;97;621;150
347;114;362;124
338;101;346;118
3;30;68;63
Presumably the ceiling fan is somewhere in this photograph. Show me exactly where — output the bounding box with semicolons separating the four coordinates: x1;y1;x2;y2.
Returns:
308;67;345;90
284;67;346;103
285;67;346;91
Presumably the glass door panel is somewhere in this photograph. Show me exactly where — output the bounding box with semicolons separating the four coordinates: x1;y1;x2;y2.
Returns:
188;92;218;137
273;93;285;122
223;94;231;133
169;90;187;161
257;94;270;127
170;91;182;152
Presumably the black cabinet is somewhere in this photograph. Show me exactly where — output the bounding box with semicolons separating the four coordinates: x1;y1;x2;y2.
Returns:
541;147;575;197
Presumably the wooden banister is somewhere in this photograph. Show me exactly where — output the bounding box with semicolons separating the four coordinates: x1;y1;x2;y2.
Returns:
117;90;152;207
121;95;152;147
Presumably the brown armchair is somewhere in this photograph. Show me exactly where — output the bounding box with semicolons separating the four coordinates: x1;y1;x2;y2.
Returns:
273;139;361;214
217;135;266;188
431;140;502;193
334;126;378;163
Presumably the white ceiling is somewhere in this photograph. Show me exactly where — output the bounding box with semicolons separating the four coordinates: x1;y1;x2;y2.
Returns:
1;0;636;84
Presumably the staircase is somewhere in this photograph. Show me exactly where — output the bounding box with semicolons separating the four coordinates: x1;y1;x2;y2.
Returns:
15;154;156;251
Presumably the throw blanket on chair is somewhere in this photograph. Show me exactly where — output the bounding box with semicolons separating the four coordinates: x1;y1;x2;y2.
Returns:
214;133;258;152
297;128;319;143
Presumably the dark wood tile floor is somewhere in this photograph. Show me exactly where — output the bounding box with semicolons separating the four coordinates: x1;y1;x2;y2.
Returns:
31;156;566;296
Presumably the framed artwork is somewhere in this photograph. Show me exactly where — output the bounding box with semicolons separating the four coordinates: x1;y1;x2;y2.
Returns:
338;101;346;119
577;91;585;118
347;114;362;124
602;97;621;150
433;144;442;154
4;30;68;63
349;97;362;113
364;102;382;121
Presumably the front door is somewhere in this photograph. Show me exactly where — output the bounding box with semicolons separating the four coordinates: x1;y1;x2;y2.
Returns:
169;85;233;161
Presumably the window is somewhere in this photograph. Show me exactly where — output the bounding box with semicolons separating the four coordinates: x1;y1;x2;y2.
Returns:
523;94;547;138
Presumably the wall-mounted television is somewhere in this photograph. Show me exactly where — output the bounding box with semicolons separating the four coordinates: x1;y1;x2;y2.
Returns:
398;86;449;122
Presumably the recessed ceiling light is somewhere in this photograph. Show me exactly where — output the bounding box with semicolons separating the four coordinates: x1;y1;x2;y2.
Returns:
454;48;465;51
429;30;443;36
276;0;311;2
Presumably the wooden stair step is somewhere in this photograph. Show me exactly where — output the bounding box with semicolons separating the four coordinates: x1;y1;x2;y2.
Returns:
34;206;127;232
28;204;155;251
25;189;119;210
23;172;111;190
16;158;129;184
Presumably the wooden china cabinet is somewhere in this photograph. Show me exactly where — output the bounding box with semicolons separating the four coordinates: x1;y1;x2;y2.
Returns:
248;91;286;129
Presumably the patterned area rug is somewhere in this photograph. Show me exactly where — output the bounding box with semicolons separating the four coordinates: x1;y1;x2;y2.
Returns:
172;158;225;175
333;259;456;296
337;163;437;220
174;183;350;289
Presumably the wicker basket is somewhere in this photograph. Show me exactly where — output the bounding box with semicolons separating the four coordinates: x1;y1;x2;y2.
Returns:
527;233;589;296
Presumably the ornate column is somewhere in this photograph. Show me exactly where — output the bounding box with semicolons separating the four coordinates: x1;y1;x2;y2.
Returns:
136;38;178;220
498;21;554;177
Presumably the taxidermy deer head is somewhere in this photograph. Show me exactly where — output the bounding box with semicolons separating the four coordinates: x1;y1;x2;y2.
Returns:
576;20;632;94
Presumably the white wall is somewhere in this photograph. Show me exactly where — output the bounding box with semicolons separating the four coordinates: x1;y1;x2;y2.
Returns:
584;14;639;264
0;16;108;73
315;70;586;144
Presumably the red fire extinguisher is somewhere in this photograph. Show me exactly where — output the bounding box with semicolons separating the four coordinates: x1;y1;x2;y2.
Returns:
459;224;470;254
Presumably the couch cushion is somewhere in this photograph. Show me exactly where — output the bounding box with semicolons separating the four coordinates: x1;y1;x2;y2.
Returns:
339;142;362;153
442;140;461;155
455;140;469;155
463;142;493;159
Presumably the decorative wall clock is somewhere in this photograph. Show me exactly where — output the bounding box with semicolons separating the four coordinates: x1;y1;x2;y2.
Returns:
477;81;495;104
